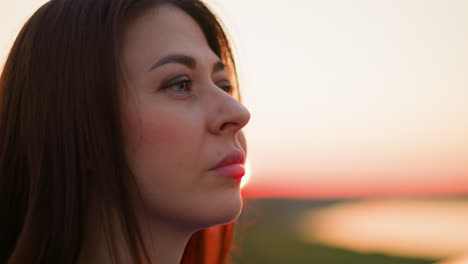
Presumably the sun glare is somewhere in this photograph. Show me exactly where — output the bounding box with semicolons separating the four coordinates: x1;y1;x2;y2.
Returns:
240;160;251;189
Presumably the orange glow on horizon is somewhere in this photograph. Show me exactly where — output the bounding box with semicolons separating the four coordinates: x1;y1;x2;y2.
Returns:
242;184;468;199
241;168;468;199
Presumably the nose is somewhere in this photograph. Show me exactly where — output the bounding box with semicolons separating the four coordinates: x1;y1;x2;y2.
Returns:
208;92;251;135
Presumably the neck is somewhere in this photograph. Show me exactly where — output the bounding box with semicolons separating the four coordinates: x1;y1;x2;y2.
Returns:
78;212;195;264
139;215;195;264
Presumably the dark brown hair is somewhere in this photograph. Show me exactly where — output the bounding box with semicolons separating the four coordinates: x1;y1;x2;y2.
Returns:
0;0;239;263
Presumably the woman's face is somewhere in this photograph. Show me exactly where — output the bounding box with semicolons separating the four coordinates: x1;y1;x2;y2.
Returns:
120;5;250;231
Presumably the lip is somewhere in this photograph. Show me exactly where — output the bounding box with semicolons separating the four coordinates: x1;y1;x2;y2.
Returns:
210;149;246;179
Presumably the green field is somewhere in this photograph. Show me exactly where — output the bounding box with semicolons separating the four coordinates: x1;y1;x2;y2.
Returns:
231;198;438;264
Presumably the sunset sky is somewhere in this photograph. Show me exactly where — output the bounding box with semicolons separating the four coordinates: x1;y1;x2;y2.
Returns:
2;0;468;198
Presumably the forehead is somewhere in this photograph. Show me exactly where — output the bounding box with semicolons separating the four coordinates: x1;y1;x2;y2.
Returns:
121;4;219;75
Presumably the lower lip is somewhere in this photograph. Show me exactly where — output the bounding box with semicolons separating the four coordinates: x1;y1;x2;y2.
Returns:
211;164;245;179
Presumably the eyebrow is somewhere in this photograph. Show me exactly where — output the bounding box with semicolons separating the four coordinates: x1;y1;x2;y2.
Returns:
148;54;226;73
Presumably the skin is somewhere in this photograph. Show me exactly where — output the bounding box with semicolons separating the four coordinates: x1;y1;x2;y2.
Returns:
116;4;250;264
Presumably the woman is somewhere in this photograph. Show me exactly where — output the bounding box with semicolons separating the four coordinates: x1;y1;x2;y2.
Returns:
0;0;250;263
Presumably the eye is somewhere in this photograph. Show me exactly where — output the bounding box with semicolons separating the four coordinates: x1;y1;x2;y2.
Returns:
217;80;233;94
162;76;193;94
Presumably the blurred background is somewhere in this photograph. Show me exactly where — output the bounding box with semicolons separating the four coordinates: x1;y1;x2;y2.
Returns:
2;0;468;263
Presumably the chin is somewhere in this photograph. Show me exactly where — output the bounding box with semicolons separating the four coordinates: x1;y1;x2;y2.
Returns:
196;189;243;229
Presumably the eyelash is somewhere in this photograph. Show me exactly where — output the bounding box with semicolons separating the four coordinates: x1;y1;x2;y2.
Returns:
162;76;233;95
218;81;233;94
163;78;193;94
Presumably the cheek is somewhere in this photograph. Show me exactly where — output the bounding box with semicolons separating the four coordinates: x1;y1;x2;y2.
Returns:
122;104;204;211
123;105;203;182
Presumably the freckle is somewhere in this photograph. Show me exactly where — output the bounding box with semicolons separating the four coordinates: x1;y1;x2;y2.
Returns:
216;152;222;157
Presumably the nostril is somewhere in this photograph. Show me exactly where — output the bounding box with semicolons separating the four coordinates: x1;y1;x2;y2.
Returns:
219;121;239;132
